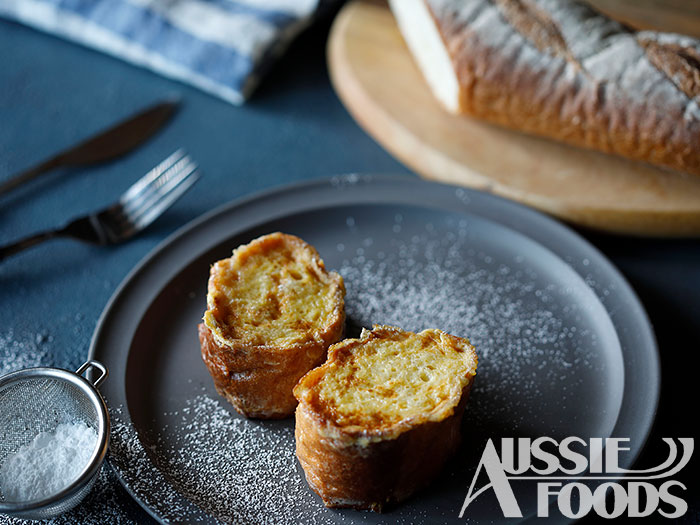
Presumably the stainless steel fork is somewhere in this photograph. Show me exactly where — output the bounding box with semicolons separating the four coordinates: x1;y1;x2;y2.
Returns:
0;150;199;262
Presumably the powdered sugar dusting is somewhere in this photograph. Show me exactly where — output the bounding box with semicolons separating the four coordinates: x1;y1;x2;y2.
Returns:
338;221;605;435
0;331;144;524
108;398;352;525
0;330;50;377
0;422;97;502
0;465;141;524
99;211;617;524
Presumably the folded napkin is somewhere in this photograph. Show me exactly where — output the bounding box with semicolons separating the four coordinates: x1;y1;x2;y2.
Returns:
0;0;332;104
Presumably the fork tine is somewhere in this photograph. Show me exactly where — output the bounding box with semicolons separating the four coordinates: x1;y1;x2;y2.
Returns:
126;157;197;216
125;169;200;235
120;155;196;216
0;150;200;257
119;149;187;204
116;157;199;237
109;156;197;238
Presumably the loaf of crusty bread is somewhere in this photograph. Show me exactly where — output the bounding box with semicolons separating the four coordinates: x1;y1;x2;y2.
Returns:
199;232;345;419
294;325;478;511
389;0;700;176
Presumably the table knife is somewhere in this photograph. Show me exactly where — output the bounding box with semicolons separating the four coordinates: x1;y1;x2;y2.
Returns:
0;97;180;196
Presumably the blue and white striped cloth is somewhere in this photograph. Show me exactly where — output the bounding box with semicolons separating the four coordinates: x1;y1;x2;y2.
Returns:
0;0;332;104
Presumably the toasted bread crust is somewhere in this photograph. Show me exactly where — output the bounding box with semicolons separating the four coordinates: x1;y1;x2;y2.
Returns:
200;232;345;419
294;325;477;510
295;387;471;511
391;0;700;176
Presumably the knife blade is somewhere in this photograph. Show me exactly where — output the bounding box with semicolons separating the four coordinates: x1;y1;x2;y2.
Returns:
0;97;180;196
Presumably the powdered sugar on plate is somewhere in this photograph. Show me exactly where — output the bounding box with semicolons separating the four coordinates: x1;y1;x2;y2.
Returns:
338;218;607;435
109;398;351;525
102;209;618;524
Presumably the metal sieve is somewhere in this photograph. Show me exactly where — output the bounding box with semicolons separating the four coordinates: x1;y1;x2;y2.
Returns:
0;360;110;520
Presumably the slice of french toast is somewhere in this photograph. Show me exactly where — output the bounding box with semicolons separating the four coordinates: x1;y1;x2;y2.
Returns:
199;232;345;419
293;324;478;510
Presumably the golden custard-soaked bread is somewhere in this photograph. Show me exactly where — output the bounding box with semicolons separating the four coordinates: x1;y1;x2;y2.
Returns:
294;325;478;510
199;232;345;419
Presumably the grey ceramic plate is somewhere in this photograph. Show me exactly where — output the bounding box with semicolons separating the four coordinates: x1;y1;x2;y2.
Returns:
90;175;659;524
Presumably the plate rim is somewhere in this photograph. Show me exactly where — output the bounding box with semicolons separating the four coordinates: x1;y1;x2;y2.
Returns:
89;174;660;524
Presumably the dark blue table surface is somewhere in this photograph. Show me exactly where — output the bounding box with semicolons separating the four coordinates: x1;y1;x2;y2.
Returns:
1;10;698;525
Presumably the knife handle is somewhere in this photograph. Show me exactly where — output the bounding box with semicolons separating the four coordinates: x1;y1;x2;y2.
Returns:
0;156;63;196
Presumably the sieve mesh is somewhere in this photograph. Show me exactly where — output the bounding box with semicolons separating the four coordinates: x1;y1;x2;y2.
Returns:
0;377;98;476
0;367;106;519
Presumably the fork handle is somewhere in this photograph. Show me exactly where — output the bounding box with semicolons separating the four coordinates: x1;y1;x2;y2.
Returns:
0;228;62;262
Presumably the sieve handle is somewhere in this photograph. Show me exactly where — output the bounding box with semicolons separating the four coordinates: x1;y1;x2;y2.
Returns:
76;360;108;388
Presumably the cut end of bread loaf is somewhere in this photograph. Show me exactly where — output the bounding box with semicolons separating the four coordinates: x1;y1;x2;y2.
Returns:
294;325;477;440
204;232;345;348
388;0;461;113
389;0;700;176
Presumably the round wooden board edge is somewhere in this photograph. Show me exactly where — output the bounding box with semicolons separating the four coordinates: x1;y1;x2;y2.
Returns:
327;0;700;238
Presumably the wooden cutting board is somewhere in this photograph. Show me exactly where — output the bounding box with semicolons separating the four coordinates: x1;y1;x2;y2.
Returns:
327;0;700;236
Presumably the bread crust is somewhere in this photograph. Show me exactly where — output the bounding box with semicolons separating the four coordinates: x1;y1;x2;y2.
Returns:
294;325;477;510
391;0;700;176
200;233;345;419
